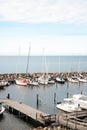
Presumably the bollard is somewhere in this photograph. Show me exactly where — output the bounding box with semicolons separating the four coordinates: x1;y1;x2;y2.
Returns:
7;93;10;99
36;94;39;106
54;92;56;104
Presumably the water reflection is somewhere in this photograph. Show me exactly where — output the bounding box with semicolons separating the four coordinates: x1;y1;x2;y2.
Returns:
0;82;87;129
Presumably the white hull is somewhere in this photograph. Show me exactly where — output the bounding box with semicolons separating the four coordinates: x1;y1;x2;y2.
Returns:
67;77;78;83
56;102;81;113
38;76;48;85
38;80;48;85
29;81;38;86
0;106;5;115
77;77;87;82
48;80;55;84
79;101;87;110
56;77;65;83
16;79;27;86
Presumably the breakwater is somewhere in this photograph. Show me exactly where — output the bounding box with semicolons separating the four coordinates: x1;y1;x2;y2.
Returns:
0;71;87;83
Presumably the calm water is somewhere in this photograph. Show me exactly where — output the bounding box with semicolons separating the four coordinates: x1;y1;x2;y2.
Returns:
0;56;87;130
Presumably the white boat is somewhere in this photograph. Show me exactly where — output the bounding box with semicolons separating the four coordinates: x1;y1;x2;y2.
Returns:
64;93;87;102
48;77;55;84
77;95;87;110
56;100;81;113
0;103;5;115
67;77;78;83
29;80;38;86
38;49;48;85
79;100;87;110
38;75;48;85
15;78;27;86
56;75;65;84
56;93;85;113
0;80;10;88
77;77;87;82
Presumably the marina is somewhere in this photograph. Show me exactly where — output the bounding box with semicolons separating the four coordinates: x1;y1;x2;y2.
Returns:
0;56;87;129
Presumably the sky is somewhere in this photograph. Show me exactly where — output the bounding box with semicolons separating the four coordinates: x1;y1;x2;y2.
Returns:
0;0;87;56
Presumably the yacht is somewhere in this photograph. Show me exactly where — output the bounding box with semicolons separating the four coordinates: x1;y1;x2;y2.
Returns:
56;93;85;113
56;100;81;113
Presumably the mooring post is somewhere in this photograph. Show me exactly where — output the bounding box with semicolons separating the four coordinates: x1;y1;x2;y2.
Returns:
7;93;10;99
54;92;56;104
67;92;69;98
36;94;39;106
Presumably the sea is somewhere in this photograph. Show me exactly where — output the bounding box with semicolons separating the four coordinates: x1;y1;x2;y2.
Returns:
0;56;87;130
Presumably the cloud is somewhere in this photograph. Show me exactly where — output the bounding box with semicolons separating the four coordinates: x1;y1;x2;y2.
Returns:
0;0;87;23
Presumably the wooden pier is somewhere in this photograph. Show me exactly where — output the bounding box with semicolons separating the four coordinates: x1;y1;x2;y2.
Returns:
57;111;87;130
0;98;87;129
0;98;56;125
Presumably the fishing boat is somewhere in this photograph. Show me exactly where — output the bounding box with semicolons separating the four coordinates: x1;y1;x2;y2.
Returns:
0;103;5;115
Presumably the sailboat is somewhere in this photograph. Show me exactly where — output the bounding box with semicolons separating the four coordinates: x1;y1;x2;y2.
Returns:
15;46;27;86
26;44;38;86
38;49;48;85
15;77;27;86
56;56;65;84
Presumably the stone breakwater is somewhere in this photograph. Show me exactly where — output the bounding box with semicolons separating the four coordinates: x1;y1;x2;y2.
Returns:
0;71;87;83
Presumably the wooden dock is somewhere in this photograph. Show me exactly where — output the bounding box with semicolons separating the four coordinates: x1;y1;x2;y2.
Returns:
0;98;56;125
57;111;87;130
1;98;87;129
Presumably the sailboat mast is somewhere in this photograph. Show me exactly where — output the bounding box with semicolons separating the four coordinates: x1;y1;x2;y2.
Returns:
26;44;31;75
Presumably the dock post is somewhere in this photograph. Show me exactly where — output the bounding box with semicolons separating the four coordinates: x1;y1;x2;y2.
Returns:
54;92;56;104
7;93;10;99
67;92;69;98
36;94;39;106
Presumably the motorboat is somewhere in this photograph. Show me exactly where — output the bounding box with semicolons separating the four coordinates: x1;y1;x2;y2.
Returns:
64;93;86;102
56;100;81;113
56;93;86;113
77;95;87;110
0;103;5;115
